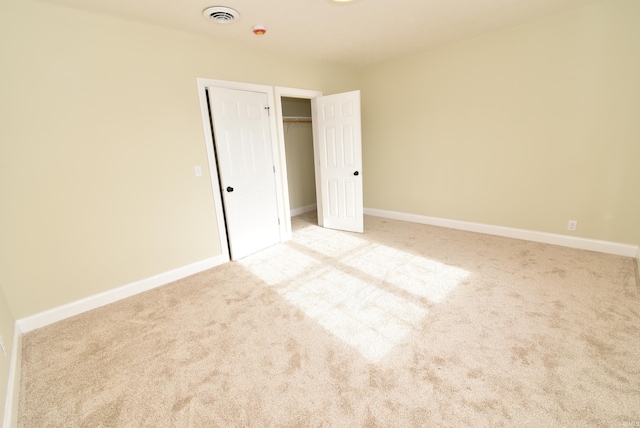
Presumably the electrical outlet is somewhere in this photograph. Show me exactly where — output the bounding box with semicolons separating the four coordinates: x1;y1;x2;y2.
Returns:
0;335;6;357
568;220;577;231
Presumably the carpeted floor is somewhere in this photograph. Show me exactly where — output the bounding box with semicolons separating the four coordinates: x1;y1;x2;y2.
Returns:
19;213;640;427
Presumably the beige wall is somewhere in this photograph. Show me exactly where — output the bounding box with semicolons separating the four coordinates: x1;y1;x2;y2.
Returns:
0;286;15;424
360;0;640;247
284;124;316;211
282;97;313;119
0;0;359;319
282;98;316;210
1;0;638;320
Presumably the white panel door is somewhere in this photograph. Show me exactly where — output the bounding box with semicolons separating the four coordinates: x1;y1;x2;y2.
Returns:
312;90;363;233
208;87;280;260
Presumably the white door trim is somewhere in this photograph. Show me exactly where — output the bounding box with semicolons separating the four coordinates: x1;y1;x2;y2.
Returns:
196;78;287;258
273;86;323;240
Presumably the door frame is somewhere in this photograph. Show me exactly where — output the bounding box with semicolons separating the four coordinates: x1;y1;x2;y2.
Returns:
273;86;323;240
196;78;289;261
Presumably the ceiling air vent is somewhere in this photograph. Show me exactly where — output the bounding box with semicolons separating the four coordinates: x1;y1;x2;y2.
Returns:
202;6;240;24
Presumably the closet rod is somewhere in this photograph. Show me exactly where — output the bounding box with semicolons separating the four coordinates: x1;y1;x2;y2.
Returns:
283;116;312;123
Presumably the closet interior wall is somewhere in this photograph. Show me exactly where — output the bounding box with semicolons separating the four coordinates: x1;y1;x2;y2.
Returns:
282;97;316;215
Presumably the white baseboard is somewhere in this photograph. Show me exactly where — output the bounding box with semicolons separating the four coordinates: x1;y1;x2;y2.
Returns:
364;208;639;258
2;323;22;428
17;254;228;333
290;204;317;217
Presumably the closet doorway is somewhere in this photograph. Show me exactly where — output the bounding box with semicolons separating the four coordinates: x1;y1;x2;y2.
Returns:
281;97;317;218
196;80;363;263
273;87;322;241
274;87;364;240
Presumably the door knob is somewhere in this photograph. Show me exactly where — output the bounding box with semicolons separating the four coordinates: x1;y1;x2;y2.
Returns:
226;186;234;192
353;171;359;176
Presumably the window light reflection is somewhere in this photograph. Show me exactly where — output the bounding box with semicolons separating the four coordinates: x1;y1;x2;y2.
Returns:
239;223;469;363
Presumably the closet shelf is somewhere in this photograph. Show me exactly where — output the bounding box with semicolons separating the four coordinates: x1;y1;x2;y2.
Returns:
283;116;312;123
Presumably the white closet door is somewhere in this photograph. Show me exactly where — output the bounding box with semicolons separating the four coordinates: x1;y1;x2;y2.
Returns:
209;87;281;260
312;90;363;233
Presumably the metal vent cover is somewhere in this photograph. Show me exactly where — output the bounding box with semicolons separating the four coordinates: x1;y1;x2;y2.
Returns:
202;6;240;24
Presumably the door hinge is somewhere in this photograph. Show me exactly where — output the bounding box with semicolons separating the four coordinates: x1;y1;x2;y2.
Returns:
273;165;275;173
265;106;270;116
278;218;280;225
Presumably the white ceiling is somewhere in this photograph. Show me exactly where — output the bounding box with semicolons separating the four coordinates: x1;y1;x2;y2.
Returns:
41;0;602;67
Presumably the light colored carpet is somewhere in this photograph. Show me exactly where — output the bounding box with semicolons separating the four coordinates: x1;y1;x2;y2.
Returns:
19;213;640;427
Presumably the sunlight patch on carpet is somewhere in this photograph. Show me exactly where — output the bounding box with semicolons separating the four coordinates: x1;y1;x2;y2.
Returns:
343;243;470;304
238;224;469;363
280;267;426;362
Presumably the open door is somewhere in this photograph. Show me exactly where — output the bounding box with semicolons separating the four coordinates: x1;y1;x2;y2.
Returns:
311;90;364;233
